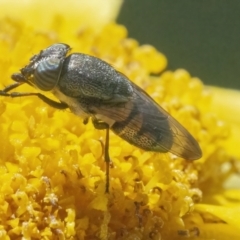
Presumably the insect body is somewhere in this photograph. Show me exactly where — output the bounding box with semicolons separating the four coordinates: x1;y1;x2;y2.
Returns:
0;44;202;190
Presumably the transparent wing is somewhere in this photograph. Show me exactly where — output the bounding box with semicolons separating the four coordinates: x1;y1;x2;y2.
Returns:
89;82;202;160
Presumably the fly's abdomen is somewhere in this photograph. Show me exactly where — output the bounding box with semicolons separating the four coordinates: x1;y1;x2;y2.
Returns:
110;103;173;152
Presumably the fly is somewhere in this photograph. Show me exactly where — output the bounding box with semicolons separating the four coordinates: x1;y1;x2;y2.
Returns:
0;43;202;192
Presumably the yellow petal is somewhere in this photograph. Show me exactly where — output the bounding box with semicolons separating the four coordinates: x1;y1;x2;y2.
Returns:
0;0;123;30
208;86;240;158
195;204;240;230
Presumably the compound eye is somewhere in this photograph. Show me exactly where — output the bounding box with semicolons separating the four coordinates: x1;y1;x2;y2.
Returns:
34;58;63;91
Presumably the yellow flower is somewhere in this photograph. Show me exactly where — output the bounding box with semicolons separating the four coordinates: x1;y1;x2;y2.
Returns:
0;0;239;239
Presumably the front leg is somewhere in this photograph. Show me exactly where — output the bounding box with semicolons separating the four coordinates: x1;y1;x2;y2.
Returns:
2;82;24;93
0;91;68;110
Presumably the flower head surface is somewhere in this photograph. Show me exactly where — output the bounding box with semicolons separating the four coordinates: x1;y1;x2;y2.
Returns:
0;1;239;239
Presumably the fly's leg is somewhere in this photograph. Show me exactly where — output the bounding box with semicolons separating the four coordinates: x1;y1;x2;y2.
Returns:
92;118;111;193
37;94;68;109
104;128;110;193
1;73;67;109
0;91;68;110
92;119;109;130
1;82;24;92
83;117;89;125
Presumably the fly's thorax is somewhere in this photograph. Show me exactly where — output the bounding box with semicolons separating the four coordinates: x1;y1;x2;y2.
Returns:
57;53;134;100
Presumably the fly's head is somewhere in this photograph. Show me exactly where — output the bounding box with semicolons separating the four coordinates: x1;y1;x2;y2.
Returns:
12;43;70;91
